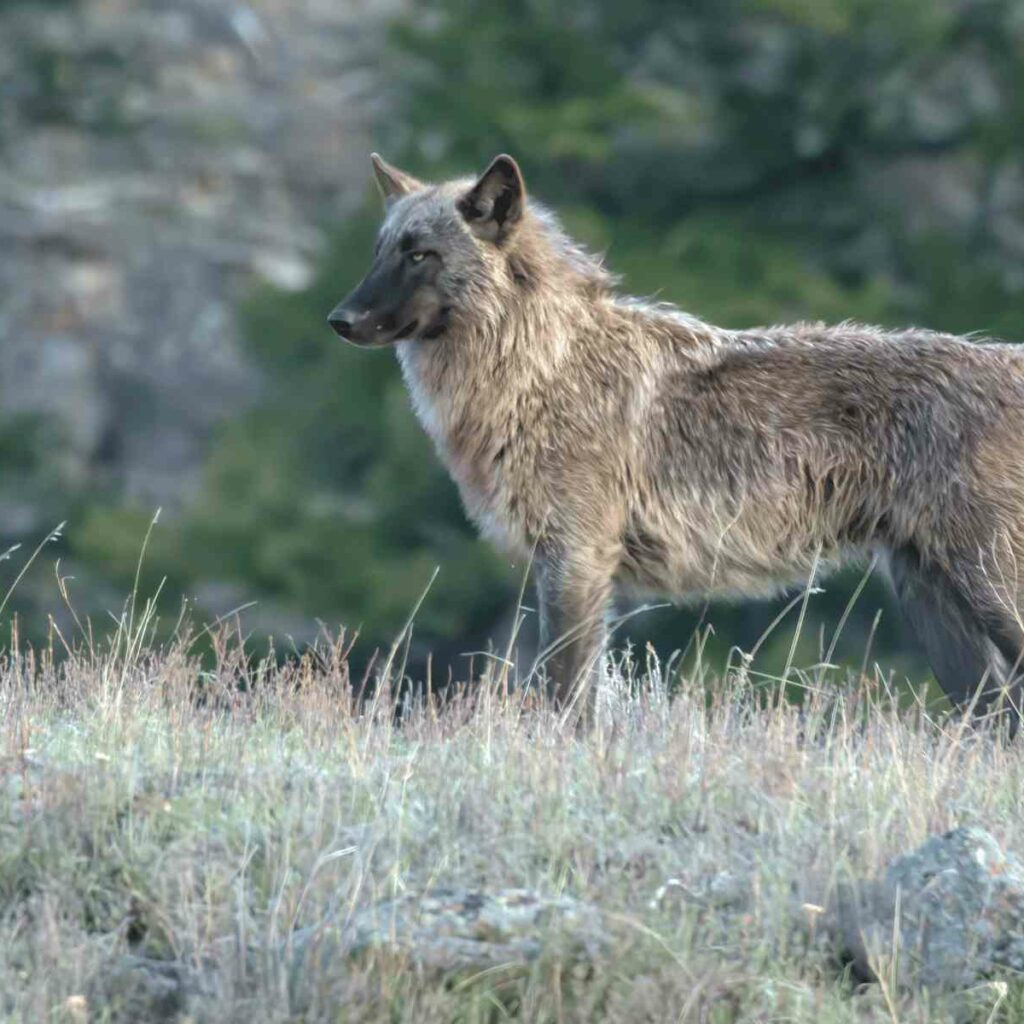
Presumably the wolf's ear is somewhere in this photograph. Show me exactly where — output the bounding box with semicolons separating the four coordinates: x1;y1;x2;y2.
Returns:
458;155;525;241
371;153;424;205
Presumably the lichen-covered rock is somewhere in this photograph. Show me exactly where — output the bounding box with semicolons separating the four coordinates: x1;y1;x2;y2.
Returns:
835;827;1024;989
292;887;607;976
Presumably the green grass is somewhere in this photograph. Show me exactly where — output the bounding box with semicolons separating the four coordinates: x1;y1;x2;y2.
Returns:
0;613;1022;1022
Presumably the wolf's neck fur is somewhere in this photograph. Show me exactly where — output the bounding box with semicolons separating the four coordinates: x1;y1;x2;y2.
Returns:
394;204;714;548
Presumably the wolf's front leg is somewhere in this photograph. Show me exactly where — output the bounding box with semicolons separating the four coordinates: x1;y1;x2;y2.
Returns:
535;555;615;722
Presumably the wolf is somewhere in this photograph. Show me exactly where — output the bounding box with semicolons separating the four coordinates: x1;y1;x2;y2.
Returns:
328;152;1024;727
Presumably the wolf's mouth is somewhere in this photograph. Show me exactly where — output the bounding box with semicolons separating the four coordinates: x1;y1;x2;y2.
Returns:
420;307;452;340
394;320;419;341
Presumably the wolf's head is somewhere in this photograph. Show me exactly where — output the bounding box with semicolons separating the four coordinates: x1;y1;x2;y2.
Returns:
327;154;526;347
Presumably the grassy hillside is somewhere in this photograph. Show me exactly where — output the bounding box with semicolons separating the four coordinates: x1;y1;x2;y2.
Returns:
1;610;1022;1022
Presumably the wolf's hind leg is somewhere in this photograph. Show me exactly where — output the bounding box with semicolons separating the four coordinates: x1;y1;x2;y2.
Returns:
888;545;1021;730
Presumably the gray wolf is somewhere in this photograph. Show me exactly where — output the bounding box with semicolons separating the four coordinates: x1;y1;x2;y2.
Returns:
329;153;1024;728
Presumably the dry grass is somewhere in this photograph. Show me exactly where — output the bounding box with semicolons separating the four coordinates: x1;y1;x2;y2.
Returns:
0;605;1022;1024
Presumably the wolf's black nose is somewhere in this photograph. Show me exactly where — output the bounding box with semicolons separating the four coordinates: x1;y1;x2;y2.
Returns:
328;314;353;339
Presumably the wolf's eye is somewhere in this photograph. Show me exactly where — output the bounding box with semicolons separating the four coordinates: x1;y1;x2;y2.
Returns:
409;250;429;264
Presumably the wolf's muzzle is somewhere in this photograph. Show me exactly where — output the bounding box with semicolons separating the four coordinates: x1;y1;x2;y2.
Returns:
327;312;355;340
327;307;386;345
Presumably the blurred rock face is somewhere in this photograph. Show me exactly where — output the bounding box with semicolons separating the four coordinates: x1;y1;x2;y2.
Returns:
0;0;398;511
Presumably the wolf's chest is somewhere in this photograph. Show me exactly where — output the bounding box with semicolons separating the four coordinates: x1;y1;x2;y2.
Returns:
444;419;540;555
398;352;540;554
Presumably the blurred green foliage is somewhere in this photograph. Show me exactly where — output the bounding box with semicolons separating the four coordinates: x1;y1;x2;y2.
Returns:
28;0;1024;677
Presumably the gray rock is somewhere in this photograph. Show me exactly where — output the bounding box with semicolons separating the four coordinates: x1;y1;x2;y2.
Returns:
291;886;607;976
834;827;1024;990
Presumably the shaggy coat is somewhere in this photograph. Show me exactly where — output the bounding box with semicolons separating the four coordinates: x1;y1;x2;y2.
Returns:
330;154;1024;725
